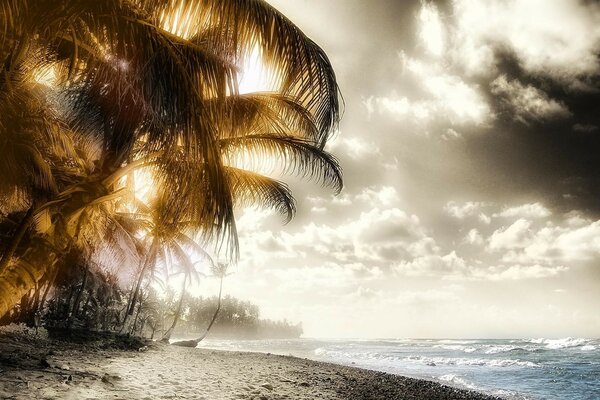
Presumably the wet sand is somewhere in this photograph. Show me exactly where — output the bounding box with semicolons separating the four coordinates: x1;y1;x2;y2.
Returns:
0;331;502;400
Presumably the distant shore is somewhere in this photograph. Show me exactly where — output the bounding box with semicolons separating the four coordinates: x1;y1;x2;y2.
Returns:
0;331;502;400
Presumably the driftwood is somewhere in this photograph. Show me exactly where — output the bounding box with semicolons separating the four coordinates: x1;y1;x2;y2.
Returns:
170;338;199;348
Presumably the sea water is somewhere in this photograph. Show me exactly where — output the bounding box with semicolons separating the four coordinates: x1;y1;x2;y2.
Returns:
196;337;600;399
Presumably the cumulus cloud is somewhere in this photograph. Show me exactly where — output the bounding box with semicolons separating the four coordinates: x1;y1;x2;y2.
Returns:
445;201;491;223
488;218;533;250
265;207;438;265
490;76;572;123
394;250;566;281
493;202;552;219
364;55;491;127
464;228;484;246
355;186;399;206
418;2;444;56
394;251;470;279
452;0;600;84
326;135;381;160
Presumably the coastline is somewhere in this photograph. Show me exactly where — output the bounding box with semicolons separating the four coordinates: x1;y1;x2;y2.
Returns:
0;332;503;400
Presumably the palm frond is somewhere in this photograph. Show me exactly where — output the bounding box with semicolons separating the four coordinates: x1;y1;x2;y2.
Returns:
225;166;295;222
221;135;342;194
213;93;319;141
142;0;341;144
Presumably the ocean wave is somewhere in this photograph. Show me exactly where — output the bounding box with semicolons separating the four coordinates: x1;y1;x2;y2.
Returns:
483;345;532;354
528;337;591;349
435;339;478;345
314;347;540;368
438;374;479;390
405;356;539;368
433;344;478;353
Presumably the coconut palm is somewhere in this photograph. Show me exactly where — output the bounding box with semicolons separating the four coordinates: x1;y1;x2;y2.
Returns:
0;0;341;319
171;262;229;347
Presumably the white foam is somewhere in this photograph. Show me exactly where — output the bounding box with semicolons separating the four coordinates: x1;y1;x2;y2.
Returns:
404;356;539;368
438;374;479;390
526;337;592;349
434;344;478;353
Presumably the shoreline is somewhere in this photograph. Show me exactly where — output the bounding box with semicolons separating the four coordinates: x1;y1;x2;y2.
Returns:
0;331;503;400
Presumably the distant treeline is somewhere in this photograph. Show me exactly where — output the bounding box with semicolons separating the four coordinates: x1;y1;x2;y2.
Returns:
173;295;303;340
0;261;301;340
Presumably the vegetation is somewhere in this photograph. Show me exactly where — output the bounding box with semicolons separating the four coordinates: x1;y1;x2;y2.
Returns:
177;295;303;340
3;262;301;340
0;0;341;328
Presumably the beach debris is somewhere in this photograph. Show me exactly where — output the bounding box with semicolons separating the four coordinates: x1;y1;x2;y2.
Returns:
138;346;148;352
101;373;122;385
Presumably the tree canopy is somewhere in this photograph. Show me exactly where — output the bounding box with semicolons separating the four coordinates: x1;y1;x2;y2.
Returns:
0;0;342;319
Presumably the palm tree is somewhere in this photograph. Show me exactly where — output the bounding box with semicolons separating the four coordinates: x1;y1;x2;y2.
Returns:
0;0;341;319
171;262;229;347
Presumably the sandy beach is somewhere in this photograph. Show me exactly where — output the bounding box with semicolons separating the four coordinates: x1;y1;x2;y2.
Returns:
0;331;502;400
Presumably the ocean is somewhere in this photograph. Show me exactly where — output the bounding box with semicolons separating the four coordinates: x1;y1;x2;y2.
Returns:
196;337;600;399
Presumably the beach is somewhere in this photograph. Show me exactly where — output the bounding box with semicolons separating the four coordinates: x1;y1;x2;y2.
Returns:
0;331;501;400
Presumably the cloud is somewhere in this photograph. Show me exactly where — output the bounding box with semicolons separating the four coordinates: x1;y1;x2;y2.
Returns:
441;128;462;141
464;228;484;246
488;218;533;250
445;201;491;223
488;217;600;264
572;124;599;133
493;202;551;219
490;76;572;123
364;56;491;127
394;251;566;281
480;264;568;281
452;0;600;85
326;135;381;160
394;251;470;278
247;206;439;267
418;2;444;56
355;186;399;206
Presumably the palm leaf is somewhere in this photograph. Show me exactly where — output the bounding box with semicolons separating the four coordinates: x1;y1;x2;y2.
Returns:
225;166;295;222
221;134;342;194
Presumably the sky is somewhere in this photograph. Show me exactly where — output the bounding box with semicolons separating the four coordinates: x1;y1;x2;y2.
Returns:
194;0;600;339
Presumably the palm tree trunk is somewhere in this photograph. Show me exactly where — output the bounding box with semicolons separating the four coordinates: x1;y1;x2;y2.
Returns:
171;275;224;348
0;205;34;274
121;240;157;332
70;267;89;322
37;262;60;315
0;247;56;319
161;275;187;341
130;290;144;335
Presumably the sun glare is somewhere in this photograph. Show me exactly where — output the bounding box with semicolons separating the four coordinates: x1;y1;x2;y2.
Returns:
237;46;278;94
158;2;201;39
33;64;58;87
118;167;158;207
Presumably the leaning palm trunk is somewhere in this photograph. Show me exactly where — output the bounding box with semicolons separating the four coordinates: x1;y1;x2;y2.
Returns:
161;275;188;342
171;273;224;348
121;240;158;333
